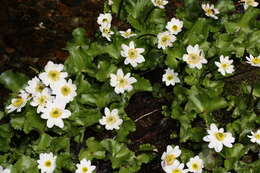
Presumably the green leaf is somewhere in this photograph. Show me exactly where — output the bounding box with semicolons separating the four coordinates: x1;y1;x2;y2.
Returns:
51;137;70;153
13;155;38;173
101;139;134;169
56;152;75;171
33;133;53;152
253;81;260;97
23;110;45;134
0;111;4;120
79;137;106;160
223;144;249;170
79;83;120;108
0;124;13;152
96;61;117;82
70;108;102;127
10;116;25;130
199;148;223;170
216;0;235;13
0;70;29;92
116;120;136;142
238;7;260;30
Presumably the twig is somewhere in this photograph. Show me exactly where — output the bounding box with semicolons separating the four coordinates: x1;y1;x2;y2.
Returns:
134;109;161;122
29;66;39;74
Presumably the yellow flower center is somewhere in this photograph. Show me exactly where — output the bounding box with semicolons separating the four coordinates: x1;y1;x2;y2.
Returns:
50;108;62;118
172;169;181;173
12;98;24;107
172;25;178;31
38;96;47;105
167;74;174;81
61;85;71;96
44;160;52;168
215;132;226;141
191;163;200;171
155;0;163;5
221;63;229;69
206;8;214;15
118;78;128;88
165;154;176;165
82;167;88;172
106;116;116;125
102;18;108;23
188;53;201;64
128;49;138;59
48;70;60;82
255;133;260;140
103;28;110;34
161;36;170;45
252;57;260;64
35;83;45;93
124;32;131;37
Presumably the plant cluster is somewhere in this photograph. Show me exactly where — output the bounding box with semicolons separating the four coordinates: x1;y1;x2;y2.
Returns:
0;0;260;173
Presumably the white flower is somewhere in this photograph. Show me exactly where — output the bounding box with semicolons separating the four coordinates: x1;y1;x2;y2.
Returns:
183;44;207;69
186;156;204;173
41;99;71;128
203;123;235;152
52;79;77;103
99;108;123;130
25;77;46;96
75;158;96;173
166;18;183;35
201;3;220;19
108;0;113;6
39;61;68;87
121;41;145;67
157;31;176;50
30;88;53;113
100;24;114;41
6;90;29;113
37;152;57;173
248;129;260;145
215;55;235;76
162;68;180;86
110;69;137;94
161;145;181;168
119;29;136;38
0;166;11;173
164;161;188;173
151;0;168;9
246;54;260;67
97;13;112;27
241;0;258;9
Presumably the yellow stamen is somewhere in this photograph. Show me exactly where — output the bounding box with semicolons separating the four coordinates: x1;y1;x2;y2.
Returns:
60;86;71;96
215;132;226;141
82;167;88;172
188;53;201;64
165;154;176;165
50;108;62;118
44;160;52;168
48;70;60;82
106;116;116;125
128;49;138;59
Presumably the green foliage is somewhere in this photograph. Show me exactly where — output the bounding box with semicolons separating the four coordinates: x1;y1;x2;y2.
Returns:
0;70;29;92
